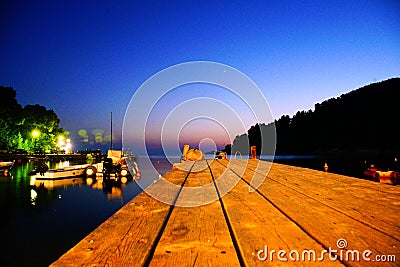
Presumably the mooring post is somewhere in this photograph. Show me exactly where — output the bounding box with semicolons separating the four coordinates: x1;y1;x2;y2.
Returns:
250;146;257;159
182;144;189;160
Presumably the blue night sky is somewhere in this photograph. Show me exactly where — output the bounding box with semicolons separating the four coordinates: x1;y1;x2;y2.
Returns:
1;0;399;153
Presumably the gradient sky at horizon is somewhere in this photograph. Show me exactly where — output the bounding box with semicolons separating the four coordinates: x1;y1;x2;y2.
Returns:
1;0;399;152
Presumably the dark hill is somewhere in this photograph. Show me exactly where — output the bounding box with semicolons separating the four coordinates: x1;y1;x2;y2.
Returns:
233;78;400;155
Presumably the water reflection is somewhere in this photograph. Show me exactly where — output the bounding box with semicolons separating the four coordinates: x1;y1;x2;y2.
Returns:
85;177;132;200
29;172;135;204
30;177;84;190
0;156;174;266
30;188;38;205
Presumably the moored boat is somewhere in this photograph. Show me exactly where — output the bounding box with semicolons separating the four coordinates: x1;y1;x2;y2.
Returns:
376;170;400;185
364;165;380;181
0;161;14;168
84;150;140;182
364;165;399;185
30;164;90;180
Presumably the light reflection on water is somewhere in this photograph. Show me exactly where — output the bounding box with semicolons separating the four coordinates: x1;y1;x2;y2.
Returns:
0;156;176;267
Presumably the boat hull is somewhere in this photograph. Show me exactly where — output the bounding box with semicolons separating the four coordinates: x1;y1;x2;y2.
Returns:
377;171;400;185
0;161;14;169
31;164;89;180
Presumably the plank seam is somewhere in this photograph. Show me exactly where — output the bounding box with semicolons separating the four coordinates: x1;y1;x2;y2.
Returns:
142;161;196;267
217;160;349;267
207;159;247;267
235;161;400;243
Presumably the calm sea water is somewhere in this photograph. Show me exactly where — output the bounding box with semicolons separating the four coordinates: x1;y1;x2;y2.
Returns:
0;156;177;267
226;154;399;179
267;154;400;179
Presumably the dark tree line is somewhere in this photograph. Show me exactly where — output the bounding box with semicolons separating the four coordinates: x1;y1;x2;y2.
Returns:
0;86;66;152
231;78;400;155
229;123;275;156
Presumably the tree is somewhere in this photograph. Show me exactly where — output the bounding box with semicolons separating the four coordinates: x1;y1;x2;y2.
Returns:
0;86;23;149
23;104;66;151
0;86;66;152
229;77;400;155
248;124;261;155
232;133;249;155
223;144;232;155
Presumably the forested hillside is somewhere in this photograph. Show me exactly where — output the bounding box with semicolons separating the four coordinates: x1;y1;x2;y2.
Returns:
231;78;400;155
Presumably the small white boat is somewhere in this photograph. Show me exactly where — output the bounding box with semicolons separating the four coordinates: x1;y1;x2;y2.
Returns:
31;164;90;180
0;161;14;169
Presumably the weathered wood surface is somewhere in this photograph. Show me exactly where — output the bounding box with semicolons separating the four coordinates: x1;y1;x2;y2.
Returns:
50;163;193;267
210;160;343;266
52;159;399;266
150;160;240;266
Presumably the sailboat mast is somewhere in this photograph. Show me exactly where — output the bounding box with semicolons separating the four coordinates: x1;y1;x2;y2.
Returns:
110;112;113;150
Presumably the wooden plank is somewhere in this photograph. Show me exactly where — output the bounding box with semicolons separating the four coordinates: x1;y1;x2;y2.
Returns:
52;159;400;266
149;160;241;266
239;160;400;240
51;164;193;267
223;159;399;266
210;159;343;266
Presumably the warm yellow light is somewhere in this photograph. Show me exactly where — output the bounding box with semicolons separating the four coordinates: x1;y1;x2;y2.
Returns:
65;143;72;154
32;130;40;138
57;135;65;148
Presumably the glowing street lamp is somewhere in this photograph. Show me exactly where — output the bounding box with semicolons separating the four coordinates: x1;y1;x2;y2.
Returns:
32;129;40;138
32;129;40;150
57;136;65;147
57;135;66;153
65;138;72;154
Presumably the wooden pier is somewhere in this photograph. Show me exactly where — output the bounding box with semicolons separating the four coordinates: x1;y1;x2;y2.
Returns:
0;153;89;162
51;159;399;266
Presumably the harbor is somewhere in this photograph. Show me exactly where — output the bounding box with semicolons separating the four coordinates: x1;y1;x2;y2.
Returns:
0;156;173;266
52;159;399;266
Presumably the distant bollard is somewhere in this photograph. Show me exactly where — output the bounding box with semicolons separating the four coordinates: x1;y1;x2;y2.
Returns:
221;152;227;159
182;144;190;160
218;151;227;159
250;146;257;159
